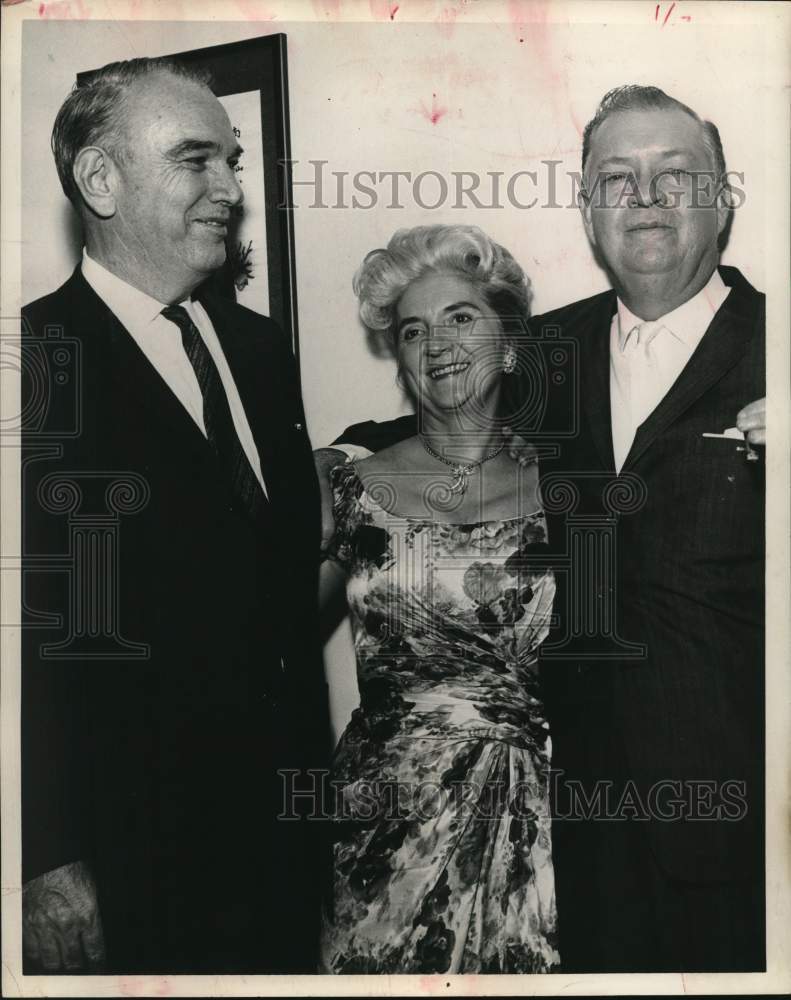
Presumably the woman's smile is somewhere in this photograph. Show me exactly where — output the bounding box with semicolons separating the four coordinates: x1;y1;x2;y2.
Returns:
426;360;471;380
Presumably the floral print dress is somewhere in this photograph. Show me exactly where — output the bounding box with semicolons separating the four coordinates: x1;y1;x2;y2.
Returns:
319;463;559;974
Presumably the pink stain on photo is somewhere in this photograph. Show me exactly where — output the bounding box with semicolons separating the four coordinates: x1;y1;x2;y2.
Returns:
419;92;448;126
435;4;460;39
313;0;342;19
508;0;530;40
510;0;565;95
236;0;277;20
509;0;554;58
37;0;89;17
369;0;399;18
118;976;172;996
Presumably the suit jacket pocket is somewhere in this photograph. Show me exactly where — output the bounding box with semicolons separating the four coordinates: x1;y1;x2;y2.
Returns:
671;435;764;557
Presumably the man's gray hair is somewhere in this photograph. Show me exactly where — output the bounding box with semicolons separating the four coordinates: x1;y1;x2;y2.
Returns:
52;57;214;207
581;84;727;183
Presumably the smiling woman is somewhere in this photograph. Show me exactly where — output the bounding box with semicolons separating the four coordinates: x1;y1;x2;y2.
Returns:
317;225;559;974
394;272;508;418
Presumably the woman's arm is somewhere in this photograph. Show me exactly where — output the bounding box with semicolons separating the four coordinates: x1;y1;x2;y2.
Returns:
314;448;348;553
314;415;417;551
319;556;347;614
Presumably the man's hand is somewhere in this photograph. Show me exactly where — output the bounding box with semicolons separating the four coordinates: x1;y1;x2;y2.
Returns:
736;397;766;446
502;426;539;468
314;448;348;553
23;860;106;972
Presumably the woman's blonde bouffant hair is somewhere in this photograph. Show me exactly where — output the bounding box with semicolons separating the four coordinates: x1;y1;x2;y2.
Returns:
353;225;531;343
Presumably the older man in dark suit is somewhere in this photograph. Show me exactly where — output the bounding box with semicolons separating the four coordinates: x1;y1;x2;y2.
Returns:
318;85;766;972
21;58;327;974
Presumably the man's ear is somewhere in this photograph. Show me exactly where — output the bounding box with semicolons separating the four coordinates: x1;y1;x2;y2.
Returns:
715;181;732;239
72;147;118;218
577;187;596;246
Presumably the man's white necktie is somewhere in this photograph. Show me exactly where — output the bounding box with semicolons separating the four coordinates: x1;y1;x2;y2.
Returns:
625;320;664;430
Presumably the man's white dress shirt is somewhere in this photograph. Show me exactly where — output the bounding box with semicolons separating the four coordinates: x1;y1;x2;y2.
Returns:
610;268;730;471
82;250;267;496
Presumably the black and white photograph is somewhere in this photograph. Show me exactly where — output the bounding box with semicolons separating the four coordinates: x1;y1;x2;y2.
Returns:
1;0;789;995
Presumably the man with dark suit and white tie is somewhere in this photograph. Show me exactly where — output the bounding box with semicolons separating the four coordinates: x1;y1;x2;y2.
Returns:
21;57;328;974
317;85;766;972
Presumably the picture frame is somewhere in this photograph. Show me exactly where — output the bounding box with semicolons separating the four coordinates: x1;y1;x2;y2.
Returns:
77;34;301;370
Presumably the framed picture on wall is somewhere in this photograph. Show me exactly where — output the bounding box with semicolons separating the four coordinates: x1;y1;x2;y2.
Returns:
77;34;301;369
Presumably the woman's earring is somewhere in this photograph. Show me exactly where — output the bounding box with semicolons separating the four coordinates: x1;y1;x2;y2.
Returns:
503;345;517;374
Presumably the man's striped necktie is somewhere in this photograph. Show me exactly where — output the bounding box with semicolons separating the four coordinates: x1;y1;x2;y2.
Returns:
161;304;268;520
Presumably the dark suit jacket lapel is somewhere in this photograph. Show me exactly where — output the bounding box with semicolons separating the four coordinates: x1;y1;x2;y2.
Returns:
72;271;284;500
67;268;212;457
577;289;618;471
622;266;762;471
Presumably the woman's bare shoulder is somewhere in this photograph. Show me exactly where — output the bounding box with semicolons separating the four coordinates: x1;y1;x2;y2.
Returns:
354;436;420;480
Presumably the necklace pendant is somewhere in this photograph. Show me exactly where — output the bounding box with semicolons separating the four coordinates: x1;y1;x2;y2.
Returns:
418;436;504;495
448;467;468;495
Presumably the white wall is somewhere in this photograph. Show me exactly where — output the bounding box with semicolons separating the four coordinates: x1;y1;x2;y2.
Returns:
22;14;770;741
